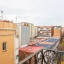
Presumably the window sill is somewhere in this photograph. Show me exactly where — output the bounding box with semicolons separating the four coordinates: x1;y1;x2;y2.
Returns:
2;50;7;52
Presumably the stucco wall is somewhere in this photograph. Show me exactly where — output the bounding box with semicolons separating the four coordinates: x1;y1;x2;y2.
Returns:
0;21;16;64
0;35;14;64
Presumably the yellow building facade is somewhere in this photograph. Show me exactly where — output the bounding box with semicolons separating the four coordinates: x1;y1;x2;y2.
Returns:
53;26;61;38
0;21;16;64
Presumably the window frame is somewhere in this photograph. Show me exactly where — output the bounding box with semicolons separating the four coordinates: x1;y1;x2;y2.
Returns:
2;42;7;51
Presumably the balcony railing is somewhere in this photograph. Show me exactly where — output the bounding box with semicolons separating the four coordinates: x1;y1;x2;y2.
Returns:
18;48;64;64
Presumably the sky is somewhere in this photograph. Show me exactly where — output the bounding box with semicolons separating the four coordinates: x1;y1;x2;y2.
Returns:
0;0;64;26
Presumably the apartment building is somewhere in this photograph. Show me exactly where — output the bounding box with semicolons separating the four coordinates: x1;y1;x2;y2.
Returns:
0;20;18;64
37;26;53;37
28;23;35;39
18;23;30;62
53;26;62;38
21;22;35;39
34;26;38;37
62;27;64;34
18;23;30;47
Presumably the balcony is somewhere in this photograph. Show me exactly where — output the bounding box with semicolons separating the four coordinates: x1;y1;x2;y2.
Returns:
18;48;64;64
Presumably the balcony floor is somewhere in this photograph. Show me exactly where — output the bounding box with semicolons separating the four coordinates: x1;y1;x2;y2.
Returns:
61;61;64;64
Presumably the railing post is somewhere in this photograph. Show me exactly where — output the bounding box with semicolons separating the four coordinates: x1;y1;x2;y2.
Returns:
57;52;61;64
29;58;32;64
34;54;38;64
41;50;44;64
59;52;61;64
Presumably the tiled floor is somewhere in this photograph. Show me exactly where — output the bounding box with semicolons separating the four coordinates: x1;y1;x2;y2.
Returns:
61;61;64;64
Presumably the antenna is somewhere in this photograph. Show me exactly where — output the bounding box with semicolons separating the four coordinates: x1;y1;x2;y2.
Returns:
15;17;17;29
1;11;3;20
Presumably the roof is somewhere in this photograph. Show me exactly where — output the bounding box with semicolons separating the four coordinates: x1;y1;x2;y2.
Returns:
33;44;52;49
33;38;59;49
29;38;47;45
19;37;59;53
35;26;53;28
39;42;54;45
19;46;45;53
46;38;59;43
53;26;61;28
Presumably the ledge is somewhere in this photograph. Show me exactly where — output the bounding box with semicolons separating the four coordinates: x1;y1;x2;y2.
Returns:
2;50;7;52
0;28;16;30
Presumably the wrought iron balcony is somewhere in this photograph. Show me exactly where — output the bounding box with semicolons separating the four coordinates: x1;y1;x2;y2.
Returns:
18;48;64;64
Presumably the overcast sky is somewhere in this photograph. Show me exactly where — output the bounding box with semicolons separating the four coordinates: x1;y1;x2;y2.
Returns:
0;0;64;26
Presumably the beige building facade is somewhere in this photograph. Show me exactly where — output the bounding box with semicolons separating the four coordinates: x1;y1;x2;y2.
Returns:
36;26;53;37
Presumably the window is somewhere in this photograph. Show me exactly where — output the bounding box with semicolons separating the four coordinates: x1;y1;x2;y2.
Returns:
47;34;49;35
2;42;7;50
47;28;49;29
16;55;19;59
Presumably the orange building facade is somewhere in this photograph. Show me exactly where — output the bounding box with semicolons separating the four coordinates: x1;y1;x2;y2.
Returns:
53;26;62;38
0;21;16;64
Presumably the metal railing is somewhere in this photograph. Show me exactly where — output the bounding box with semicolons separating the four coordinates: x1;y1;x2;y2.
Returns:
18;48;64;64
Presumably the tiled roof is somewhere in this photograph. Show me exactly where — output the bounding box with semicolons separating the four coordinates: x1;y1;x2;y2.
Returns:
33;38;59;49
19;37;59;53
19;46;45;53
34;43;52;49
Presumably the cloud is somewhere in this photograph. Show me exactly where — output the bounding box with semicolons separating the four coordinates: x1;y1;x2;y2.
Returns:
0;0;64;26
